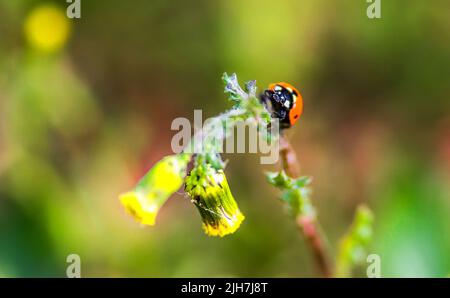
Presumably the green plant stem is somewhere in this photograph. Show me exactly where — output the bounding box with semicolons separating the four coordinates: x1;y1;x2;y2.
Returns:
280;135;331;277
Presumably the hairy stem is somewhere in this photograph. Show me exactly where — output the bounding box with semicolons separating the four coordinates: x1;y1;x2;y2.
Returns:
280;135;331;277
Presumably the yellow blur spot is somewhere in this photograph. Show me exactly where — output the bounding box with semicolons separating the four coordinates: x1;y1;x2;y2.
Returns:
24;5;71;53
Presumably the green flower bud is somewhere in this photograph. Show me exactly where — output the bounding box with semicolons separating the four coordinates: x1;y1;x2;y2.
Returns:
185;163;244;237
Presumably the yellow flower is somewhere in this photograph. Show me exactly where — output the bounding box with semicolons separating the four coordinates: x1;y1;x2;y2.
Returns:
120;154;191;226
24;5;71;53
185;164;244;237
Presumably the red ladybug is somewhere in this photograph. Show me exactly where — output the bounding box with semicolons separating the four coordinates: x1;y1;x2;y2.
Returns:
260;82;303;129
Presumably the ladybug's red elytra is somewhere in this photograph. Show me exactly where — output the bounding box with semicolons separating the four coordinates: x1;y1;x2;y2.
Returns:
260;82;303;129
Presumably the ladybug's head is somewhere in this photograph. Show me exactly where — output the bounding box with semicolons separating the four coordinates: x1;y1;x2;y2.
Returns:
261;82;303;129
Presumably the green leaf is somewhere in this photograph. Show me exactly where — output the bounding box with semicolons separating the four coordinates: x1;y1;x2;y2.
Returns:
265;171;291;189
266;171;315;218
293;176;313;188
335;204;375;277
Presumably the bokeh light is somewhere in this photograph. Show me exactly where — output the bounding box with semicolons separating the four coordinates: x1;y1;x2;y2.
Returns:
24;5;71;53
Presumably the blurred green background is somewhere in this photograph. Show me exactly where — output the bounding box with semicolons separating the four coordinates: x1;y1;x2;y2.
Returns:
0;0;449;277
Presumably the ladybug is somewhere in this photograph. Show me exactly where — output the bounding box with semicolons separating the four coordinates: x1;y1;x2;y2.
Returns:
260;82;303;129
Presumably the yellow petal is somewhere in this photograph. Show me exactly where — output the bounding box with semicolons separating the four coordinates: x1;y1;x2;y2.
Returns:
202;211;245;237
119;191;158;226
